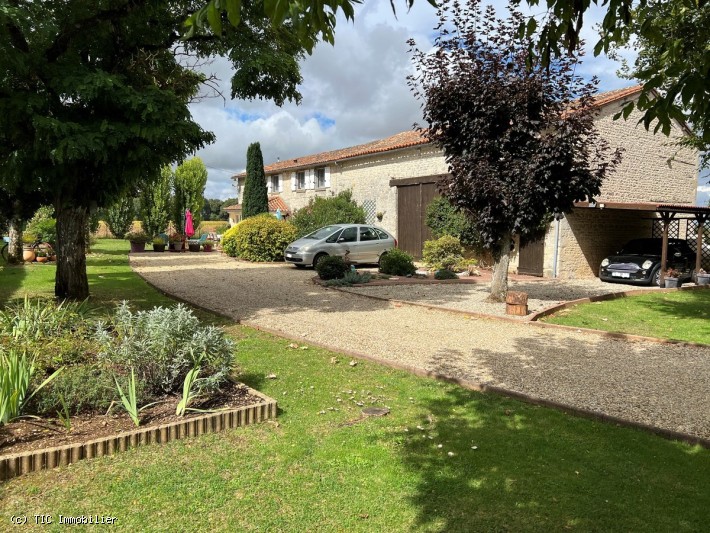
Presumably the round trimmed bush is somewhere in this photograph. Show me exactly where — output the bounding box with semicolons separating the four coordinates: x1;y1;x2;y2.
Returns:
316;256;349;280
222;214;297;262
423;235;466;271
434;268;458;280
379;248;416;276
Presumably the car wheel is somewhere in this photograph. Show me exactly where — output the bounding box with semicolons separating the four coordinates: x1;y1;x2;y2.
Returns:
378;252;387;270
312;253;328;269
651;266;661;287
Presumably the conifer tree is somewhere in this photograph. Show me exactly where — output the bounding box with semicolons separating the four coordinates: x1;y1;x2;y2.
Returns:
242;143;269;218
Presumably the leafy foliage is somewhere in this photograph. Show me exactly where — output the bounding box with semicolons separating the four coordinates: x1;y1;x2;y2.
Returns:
24;206;57;246
323;271;372;287
425;196;482;251
434;269;459;280
316;256;350;280
141;166;172;238
221;214;297;262
95;303;235;395
291;190;366;238
242;143;269;219
174;157;209;232
105;195;135;240
521;0;709;165
379;249;417;276
0;349;62;425
0;1;315;299
423;235;467;272
409;0;621;299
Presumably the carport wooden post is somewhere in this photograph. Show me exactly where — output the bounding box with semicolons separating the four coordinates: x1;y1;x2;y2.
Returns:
659;210;676;287
696;213;708;276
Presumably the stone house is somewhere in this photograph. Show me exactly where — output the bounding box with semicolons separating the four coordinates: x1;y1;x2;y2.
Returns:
231;86;701;278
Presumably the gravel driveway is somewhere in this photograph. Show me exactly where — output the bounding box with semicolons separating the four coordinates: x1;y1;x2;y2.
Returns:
130;252;710;440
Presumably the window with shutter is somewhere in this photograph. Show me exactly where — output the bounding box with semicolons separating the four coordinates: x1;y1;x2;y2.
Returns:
315;167;326;188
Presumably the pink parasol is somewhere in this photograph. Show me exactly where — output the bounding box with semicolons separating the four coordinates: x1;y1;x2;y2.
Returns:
184;209;194;237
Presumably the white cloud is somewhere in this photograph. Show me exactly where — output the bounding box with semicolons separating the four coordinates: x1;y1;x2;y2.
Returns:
190;1;649;199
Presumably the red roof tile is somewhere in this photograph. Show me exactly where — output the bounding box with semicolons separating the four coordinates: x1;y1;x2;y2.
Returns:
233;86;644;178
222;195;290;215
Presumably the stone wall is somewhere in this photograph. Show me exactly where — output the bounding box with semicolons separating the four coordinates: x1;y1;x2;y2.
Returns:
552;209;655;279
593;104;697;204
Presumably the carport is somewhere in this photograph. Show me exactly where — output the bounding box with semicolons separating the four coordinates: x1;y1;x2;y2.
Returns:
575;201;710;284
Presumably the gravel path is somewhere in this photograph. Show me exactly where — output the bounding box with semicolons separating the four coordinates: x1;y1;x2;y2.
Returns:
130;252;710;440
342;278;635;318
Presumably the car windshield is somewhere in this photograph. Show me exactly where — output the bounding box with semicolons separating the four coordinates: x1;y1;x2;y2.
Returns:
304;225;343;240
619;239;663;255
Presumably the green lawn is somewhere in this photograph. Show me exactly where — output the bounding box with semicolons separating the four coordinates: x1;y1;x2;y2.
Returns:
542;289;710;345
1;241;709;531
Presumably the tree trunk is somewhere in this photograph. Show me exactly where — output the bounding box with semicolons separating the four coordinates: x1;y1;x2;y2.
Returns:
8;217;23;263
55;204;89;300
488;233;512;303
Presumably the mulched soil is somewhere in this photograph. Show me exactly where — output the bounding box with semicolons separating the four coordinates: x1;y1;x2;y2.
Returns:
0;381;263;457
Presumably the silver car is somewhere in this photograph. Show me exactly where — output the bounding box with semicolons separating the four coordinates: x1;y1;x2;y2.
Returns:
284;224;397;268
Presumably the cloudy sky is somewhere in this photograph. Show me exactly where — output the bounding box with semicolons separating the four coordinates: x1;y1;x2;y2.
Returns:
189;1;708;205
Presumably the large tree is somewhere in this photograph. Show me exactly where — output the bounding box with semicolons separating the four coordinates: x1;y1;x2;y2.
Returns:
242;142;269;218
0;1;314;299
105;195;136;240
520;0;710;167
409;0;622;301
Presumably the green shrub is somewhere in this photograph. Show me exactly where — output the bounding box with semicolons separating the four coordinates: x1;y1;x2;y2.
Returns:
434;269;458;280
379;249;417;276
423;235;467;271
316;256;350;280
292;190;366;238
425;196;483;250
0;297;91;343
25;206;57;246
95;303;235;394
30;364;145;416
221;214;297;262
323;271;372;287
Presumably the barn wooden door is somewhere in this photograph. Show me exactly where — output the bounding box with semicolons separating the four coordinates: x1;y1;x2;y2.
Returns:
395;182;438;258
518;236;545;276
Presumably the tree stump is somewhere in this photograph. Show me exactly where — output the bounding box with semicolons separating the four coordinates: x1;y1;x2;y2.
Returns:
505;291;528;316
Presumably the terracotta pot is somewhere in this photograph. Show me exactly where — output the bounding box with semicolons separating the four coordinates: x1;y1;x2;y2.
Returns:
203;245;213;252
22;247;36;262
36;256;48;263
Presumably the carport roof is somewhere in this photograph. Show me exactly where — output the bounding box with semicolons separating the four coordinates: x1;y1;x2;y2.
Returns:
574;201;710;216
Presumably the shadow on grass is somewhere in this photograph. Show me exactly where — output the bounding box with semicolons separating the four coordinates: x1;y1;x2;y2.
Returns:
0;263;28;306
380;384;710;532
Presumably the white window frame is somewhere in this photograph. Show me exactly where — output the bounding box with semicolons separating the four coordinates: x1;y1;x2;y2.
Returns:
270;175;280;193
315;167;326;189
296;170;306;190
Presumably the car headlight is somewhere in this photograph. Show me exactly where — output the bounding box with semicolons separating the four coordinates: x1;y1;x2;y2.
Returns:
642;260;653;269
601;258;609;267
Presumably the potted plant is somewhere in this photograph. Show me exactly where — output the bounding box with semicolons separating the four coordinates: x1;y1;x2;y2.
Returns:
35;249;49;263
21;232;37;262
188;240;201;252
697;268;710;286
664;268;680;288
152;236;166;253
203;239;214;252
125;230;149;253
169;233;183;252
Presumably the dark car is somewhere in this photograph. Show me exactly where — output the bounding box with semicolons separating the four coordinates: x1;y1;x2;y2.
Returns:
599;238;696;286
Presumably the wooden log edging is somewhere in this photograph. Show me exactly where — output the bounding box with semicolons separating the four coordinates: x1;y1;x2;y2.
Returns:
0;387;277;481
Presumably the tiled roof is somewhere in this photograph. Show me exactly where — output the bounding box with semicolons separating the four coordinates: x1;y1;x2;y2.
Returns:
233;130;428;179
232;85;644;179
222;195;290;215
